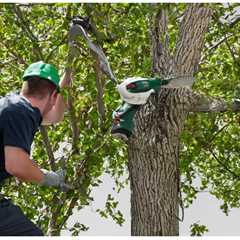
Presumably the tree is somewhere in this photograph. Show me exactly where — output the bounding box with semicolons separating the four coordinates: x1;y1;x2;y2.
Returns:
129;3;240;235
0;2;240;236
128;4;212;235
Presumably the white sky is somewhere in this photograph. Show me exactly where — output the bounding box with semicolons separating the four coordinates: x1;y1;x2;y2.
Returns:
61;173;240;236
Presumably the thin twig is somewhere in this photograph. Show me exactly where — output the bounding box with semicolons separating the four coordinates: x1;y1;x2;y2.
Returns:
74;42;89;57
208;148;240;180
94;55;105;126
201;34;233;62
58;196;79;230
0;41;27;65
204;122;231;148
48;190;67;235
225;37;237;63
202;7;240;61
209;34;233;51
45;5;72;62
67;85;79;150
45;35;68;62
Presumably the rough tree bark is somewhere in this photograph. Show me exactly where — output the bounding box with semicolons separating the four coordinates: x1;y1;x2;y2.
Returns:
128;4;212;236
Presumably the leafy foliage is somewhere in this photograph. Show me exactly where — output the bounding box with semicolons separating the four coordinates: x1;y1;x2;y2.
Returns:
96;194;125;226
190;222;209;236
0;2;240;236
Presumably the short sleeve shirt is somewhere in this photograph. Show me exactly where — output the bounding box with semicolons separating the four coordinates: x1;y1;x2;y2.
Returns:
0;93;42;183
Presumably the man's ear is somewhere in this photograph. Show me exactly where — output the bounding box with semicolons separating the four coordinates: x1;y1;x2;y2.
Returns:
52;89;58;98
50;89;58;103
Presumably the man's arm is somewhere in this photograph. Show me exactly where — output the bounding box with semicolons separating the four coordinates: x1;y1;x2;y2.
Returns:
4;146;67;189
5;146;44;183
42;68;72;125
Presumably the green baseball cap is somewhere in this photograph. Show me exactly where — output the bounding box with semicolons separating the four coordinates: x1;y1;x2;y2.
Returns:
23;61;60;92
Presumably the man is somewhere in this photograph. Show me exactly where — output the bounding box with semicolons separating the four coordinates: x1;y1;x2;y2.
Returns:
0;61;72;236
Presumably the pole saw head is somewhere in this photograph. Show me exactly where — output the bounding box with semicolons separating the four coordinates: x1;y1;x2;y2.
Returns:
111;77;170;141
116;77;162;105
68;16;176;142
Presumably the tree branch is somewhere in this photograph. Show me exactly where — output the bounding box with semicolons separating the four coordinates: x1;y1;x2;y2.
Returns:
45;5;72;62
188;89;240;113
229;15;240;28
58;134;110;232
150;6;172;76
39;126;56;171
45;34;68;62
84;4;115;43
58;195;79;231
200;34;233;63
48;192;63;236
201;6;240;62
209;34;233;52
94;55;105;127
73;41;88;57
174;4;212;76
208;148;240;180
206;123;230;145
68;87;79;150
225;36;237;63
0;41;27;65
12;5;44;60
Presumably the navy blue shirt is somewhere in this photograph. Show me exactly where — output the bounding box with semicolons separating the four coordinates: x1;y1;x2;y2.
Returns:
0;93;42;183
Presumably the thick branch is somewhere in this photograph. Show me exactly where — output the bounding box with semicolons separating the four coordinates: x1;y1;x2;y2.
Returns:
150;7;172;76
189;91;240;113
174;4;212;76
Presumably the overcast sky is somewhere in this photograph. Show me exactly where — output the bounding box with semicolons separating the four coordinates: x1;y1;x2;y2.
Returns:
61;173;240;236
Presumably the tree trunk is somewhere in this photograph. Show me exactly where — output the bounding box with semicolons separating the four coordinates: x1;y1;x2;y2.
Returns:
128;4;212;236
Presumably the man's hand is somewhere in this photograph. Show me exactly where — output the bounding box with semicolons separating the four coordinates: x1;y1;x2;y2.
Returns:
40;169;72;191
42;68;73;125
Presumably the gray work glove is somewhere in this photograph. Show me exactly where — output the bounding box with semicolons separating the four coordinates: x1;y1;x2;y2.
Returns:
40;169;72;192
